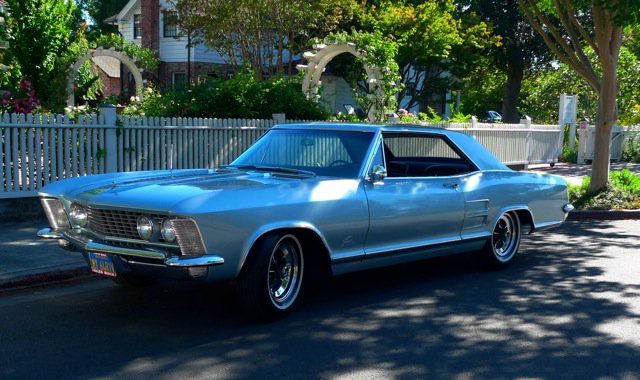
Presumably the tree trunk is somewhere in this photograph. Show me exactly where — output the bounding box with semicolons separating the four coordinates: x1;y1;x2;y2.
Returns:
501;62;524;123
588;63;617;194
588;15;622;194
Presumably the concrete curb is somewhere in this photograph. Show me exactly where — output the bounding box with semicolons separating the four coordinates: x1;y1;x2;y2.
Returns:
567;210;640;220
0;267;95;292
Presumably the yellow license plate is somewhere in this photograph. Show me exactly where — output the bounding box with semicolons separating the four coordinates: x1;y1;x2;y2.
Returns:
89;252;117;277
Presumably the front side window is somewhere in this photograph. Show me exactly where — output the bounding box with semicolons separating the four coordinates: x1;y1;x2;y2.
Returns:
232;129;375;178
382;133;476;177
133;14;141;39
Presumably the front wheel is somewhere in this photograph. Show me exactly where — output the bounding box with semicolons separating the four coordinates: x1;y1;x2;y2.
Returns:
237;234;304;321
479;212;521;270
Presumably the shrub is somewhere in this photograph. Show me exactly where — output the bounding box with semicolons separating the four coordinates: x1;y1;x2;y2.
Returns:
569;170;640;210
622;132;640;163
123;70;329;120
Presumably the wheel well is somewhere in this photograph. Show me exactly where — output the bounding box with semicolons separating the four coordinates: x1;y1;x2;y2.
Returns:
247;228;333;278
513;209;534;234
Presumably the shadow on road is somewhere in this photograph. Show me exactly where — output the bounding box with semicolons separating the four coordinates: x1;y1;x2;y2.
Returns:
1;221;639;379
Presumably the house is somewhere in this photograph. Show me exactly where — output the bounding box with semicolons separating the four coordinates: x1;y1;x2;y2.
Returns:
103;1;449;118
104;0;230;89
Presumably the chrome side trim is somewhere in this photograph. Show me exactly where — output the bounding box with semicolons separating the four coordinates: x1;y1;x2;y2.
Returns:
37;228;224;268
532;220;564;231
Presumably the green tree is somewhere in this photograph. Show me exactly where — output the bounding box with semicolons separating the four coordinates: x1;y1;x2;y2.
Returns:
1;0;82;109
75;0;129;34
520;0;640;193
171;0;360;79
465;0;552;123
360;0;499;114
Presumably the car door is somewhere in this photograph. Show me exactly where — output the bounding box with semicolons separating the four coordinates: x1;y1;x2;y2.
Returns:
363;132;469;257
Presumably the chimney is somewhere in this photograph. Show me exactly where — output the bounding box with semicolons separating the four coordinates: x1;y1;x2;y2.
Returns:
140;0;159;55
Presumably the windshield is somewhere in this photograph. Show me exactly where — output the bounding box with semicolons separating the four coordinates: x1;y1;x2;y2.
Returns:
231;128;376;178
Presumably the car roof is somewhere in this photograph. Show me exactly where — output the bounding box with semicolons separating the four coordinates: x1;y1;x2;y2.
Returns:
275;122;451;134
273;123;509;171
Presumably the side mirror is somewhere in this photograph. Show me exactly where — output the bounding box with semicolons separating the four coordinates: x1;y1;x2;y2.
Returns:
369;164;387;183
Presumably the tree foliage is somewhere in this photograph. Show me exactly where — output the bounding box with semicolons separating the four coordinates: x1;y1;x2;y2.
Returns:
1;0;82;110
359;0;499;114
520;0;640;193
75;0;130;34
465;0;551;123
170;0;360;79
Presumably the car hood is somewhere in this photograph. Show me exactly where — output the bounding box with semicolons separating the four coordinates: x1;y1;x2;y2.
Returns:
40;169;356;215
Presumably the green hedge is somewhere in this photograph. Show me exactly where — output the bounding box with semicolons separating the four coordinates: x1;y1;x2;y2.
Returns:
124;70;329;120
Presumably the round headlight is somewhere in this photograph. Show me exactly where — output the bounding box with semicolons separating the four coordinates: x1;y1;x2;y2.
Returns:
69;204;88;227
137;216;154;240
161;220;177;242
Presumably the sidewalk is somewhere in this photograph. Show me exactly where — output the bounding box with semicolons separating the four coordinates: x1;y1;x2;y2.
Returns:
1;163;639;291
0;219;89;290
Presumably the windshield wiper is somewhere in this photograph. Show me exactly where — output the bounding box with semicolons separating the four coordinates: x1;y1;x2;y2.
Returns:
222;165;316;177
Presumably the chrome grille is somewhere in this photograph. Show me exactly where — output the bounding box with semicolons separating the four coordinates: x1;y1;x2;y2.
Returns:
87;208;163;241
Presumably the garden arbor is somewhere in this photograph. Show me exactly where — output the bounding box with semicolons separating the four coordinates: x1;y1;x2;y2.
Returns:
67;48;144;107
298;41;386;122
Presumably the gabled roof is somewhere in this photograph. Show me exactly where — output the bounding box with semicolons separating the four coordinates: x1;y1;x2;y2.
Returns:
104;0;139;24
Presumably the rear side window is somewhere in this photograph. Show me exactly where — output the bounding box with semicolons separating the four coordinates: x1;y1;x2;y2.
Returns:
382;133;477;177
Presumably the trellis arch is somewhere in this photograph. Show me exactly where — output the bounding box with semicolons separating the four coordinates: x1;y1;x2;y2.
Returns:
67;48;144;107
299;42;385;122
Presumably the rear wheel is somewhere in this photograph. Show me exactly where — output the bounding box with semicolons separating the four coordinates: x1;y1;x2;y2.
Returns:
237;234;304;321
479;212;521;270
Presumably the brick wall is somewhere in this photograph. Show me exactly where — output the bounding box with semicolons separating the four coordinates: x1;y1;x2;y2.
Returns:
140;0;159;54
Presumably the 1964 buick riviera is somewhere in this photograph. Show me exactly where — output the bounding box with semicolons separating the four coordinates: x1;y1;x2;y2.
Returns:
38;124;573;320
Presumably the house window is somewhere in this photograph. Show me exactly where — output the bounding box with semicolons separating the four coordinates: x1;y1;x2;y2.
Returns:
173;72;187;86
133;14;141;39
163;11;178;37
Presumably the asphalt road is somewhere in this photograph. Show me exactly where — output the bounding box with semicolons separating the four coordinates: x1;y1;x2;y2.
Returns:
1;220;639;380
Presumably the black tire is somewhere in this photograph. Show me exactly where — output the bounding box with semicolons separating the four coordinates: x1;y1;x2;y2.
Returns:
479;212;521;270
237;233;304;321
111;273;155;288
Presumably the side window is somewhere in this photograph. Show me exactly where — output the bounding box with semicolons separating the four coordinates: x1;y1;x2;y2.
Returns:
163;11;179;37
382;133;476;177
133;14;141;39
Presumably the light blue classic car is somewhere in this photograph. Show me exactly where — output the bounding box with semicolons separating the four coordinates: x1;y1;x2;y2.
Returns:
38;124;573;320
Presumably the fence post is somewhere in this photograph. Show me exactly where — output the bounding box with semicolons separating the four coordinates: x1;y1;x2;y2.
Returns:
100;104;118;173
272;113;286;125
470;116;477;129
521;116;532;166
577;128;587;164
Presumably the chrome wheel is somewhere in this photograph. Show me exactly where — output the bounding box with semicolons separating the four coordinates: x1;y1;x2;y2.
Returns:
268;236;303;310
491;212;521;263
237;233;305;321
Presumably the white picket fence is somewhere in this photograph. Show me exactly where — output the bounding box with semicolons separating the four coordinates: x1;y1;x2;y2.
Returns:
1;107;565;199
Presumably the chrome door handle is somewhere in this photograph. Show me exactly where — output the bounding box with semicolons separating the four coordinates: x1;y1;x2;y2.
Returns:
443;183;459;189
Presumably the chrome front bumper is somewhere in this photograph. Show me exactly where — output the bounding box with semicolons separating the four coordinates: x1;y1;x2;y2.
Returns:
37;228;224;268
